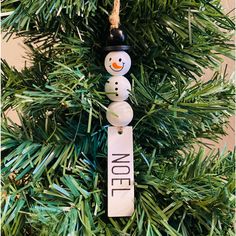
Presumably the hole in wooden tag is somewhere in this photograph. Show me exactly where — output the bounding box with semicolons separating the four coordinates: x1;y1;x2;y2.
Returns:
118;127;123;135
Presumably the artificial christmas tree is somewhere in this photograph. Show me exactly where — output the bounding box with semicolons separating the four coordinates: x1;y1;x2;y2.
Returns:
1;0;235;235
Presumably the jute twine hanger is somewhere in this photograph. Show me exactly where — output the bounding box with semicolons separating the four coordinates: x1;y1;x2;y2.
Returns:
109;0;120;29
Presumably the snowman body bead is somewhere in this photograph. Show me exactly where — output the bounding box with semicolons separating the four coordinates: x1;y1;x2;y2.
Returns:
105;76;131;101
106;101;133;126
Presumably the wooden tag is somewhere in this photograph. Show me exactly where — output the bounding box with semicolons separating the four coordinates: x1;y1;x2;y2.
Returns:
107;126;134;217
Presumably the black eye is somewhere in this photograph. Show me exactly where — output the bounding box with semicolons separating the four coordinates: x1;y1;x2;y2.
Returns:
109;58;112;61
115;82;118;85
119;58;122;62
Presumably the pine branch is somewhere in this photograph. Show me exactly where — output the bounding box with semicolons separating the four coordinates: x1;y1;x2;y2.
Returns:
2;59;235;154
1;0;235;235
1;148;235;235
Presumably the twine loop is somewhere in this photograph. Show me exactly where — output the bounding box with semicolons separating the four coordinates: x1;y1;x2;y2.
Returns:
109;0;120;29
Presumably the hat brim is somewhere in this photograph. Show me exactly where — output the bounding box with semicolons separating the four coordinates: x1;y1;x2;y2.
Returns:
104;45;130;52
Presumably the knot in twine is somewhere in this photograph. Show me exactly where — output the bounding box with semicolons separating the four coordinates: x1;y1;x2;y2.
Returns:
109;0;120;29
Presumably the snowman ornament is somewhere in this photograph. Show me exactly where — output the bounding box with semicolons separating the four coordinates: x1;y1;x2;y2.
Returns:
104;28;133;126
105;28;134;218
105;51;133;126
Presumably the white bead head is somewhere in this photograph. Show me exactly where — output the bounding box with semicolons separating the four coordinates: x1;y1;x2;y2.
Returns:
104;51;131;76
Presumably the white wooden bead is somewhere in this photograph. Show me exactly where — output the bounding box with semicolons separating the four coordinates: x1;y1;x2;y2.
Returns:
106;101;133;126
104;51;131;76
105;76;131;102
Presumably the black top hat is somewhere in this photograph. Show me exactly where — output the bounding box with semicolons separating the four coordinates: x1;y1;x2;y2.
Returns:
104;28;130;52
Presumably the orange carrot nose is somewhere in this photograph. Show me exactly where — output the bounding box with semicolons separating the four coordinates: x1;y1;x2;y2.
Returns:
112;62;123;69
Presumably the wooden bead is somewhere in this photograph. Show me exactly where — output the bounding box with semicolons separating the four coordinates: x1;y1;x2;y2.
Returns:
106;101;133;126
105;76;131;101
104;51;131;76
